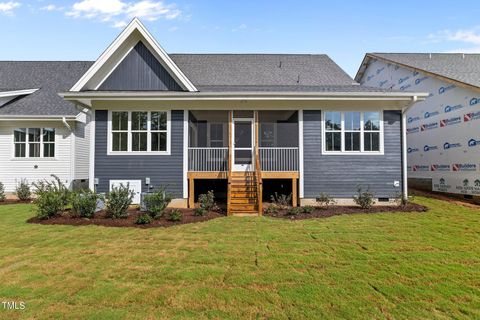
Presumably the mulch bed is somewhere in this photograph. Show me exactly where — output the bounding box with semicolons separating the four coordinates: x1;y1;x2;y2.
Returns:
27;208;225;228
0;199;32;205
264;203;428;220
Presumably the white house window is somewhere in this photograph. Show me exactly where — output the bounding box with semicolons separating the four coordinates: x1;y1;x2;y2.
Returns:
110;111;170;154
323;111;383;154
14;128;55;158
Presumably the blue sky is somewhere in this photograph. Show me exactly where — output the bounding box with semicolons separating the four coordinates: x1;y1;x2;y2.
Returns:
1;0;480;77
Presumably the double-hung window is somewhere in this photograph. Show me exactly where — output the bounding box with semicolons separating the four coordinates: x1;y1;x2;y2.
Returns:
14;128;55;158
110;111;170;154
323;111;383;154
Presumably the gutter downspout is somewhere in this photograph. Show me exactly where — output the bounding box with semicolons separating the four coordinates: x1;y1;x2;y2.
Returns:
62;117;72;131
62;117;75;190
402;95;418;202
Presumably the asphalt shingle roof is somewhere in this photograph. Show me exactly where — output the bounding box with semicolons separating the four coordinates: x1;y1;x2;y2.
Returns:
369;53;480;89
170;54;356;87
0;61;93;116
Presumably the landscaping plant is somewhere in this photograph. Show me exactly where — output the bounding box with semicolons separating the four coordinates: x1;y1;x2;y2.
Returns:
316;192;336;208
265;204;279;214
286;207;301;216
353;186;376;209
0;182;5;202
198;190;216;211
144;186;172;218
194;207;207;217
15;179;31;201
106;184;134;219
168;209;182;222
270;192;292;209
71;189;102;218
32;175;69;219
302;205;315;214
136;214;152;225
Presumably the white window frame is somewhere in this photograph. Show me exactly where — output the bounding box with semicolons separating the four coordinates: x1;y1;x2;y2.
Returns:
12;128;56;159
107;110;171;155
321;110;384;155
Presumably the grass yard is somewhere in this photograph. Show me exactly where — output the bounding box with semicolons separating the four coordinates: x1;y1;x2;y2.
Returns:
0;196;479;319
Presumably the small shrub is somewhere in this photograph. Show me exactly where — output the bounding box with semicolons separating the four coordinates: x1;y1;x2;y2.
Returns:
264;204;279;214
0;182;5;202
286;207;301;216
71;189;102;218
144;186;172;219
353;186;375;209
136;214;152;225
32;175;69;219
302;205;315;214
106;184;134;219
15;179;31;201
168;209;182;222
198;190;216;211
194;207;207;217
316;192;336;208
270;192;292;209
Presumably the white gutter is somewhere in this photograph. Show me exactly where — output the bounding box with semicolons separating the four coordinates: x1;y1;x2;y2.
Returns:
0;115;78;121
401;95;418;201
62;117;72;131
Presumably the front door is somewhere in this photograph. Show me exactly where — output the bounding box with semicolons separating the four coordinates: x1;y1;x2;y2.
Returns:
233;119;254;171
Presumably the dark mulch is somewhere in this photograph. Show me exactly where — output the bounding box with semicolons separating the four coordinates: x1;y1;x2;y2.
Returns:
265;203;428;220
0;199;32;205
27;208;225;228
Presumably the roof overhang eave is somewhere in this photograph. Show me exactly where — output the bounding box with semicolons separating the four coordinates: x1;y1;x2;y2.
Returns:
0;115;78;121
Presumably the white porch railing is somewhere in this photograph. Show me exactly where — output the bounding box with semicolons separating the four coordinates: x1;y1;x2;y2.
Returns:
259;147;299;171
188;147;299;172
188;147;228;171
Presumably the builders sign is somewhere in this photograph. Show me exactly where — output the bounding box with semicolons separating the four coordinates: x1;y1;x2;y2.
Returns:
361;58;480;195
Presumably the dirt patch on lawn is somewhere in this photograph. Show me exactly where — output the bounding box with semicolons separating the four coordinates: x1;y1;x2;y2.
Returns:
0;200;32;205
410;189;480;210
265;203;427;220
27;208;225;228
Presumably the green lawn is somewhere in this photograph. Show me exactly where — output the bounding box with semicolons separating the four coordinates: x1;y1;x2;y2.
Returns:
0;197;479;319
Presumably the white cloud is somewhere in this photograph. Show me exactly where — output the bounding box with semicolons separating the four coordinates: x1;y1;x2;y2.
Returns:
232;23;247;32
66;0;181;28
40;4;64;11
427;27;480;53
0;1;20;15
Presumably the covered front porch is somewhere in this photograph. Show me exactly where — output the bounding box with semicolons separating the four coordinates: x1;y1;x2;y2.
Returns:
187;110;300;214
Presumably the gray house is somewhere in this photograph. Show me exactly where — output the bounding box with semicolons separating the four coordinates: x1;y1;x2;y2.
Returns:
4;18;426;214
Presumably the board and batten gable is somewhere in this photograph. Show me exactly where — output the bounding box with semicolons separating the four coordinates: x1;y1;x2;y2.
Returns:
303;110;403;199
0;121;75;192
98;41;183;91
94;110;184;197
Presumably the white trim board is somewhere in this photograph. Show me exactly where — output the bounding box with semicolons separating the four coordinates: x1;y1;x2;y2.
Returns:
69;18;197;92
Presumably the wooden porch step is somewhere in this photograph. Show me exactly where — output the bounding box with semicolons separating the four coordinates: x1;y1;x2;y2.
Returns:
229;204;258;211
230;192;257;198
230;198;258;204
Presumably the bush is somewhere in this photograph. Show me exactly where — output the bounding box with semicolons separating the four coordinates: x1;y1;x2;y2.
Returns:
270;192;292;209
302;205;315;214
71;189;102;218
264;204;279;214
286;207;301;216
316;193;336;208
198;190;216;211
136;214;152;225
168;209;182;222
106;184;134;219
15;179;31;201
353;186;375;209
144;187;172;219
194;207;207;217
0;182;5;202
32;175;69;219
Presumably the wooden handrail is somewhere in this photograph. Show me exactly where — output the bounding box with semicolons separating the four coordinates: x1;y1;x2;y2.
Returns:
227;111;233;215
254;111;263;215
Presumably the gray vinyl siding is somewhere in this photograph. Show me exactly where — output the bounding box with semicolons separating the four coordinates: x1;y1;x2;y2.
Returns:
98;41;183;91
303;110;403;198
94;110;184;197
